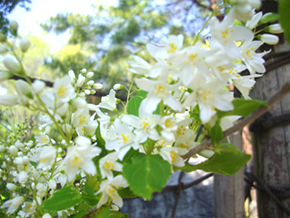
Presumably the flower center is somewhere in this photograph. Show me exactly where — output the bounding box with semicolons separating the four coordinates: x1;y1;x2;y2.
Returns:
58;85;68;96
167;43;177;53
104;161;115;170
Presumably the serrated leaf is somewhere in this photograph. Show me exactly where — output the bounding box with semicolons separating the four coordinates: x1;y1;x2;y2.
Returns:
123;153;171;200
216;99;267;118
177;151;251;175
136;90;148;99
118;187;138;199
41;185;81;211
279;0;290;45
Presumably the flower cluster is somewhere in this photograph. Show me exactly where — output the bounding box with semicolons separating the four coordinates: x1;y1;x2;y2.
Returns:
0;1;284;217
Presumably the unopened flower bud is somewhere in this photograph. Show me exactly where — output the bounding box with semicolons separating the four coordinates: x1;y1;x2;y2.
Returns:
22;156;29;165
84;89;91;95
265;24;284;34
16;80;33;98
19;38;31;52
15;140;24;148
90;90;96;94
113;84;124;90
0;45;8;55
32;80;45;94
93;83;103;89
6;183;17;191
9;145;18;156
68;70;75;82
72;97;87;108
3;56;22;74
86;71;94;78
258;34;279;45
81;68;87;74
0;94;18;106
76;74;85;87
14;157;23;165
0;71;12;82
86;80;94;86
9;20;18;33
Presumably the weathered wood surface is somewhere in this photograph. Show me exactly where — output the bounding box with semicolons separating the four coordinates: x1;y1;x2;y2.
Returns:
250;39;290;217
120;157;214;218
214;131;245;218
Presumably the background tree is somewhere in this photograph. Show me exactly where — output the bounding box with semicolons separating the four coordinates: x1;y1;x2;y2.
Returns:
0;0;31;34
40;0;213;93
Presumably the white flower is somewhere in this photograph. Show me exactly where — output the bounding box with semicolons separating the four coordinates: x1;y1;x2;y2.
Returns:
0;71;12;82
99;152;123;179
113;84;124;90
22;201;37;216
246;12;262;29
59;145;101;182
122;101;160;142
19;38;31;52
128;55;151;75
6;183;17;191
96;175;128;208
105;119;141;160
159;147;187;167
35;133;50;146
266;24;284;34
18;171;28;184
76;74;86;87
93;83;103;89
72;107;90;127
259;34;279;45
0;94;18;106
53;75;75;102
31;146;57;170
1;196;24;214
32;80;45;94
16;80;33;98
42;213;52;218
3;56;22;74
9;20;18;32
68;70;75;82
75;136;92;148
135;75;182;113
240;40;269;74
210;10;253;59
98;89;117;111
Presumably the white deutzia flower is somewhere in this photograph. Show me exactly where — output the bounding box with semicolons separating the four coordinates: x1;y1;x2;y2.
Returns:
31;146;57;170
76;74;86;87
96;175;128;208
0;71;12;82
246;12;262;29
258;34;279;45
128;55;151;75
18;171;28;184
122;101;160;143
105;119;142;160
59;144;101;182
98;89;117;111
210;10;253;59
183;74;234;123
135;73;182;113
147;34;184;61
53;75;75;102
240;39;269;74
159;147;187;167
99;152;123;179
1;196;24;214
158;115;178;143
72;107;90;128
35;133;50;146
3;55;22;74
22;201;37;216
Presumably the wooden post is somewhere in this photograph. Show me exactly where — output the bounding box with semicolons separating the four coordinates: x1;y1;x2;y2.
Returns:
214;131;245;218
249;37;290;217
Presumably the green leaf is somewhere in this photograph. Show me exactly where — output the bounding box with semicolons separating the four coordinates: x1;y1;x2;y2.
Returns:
177;151;251;175
117;187;138;199
109;211;129;218
136;90;148;99
209;121;223;146
93;122;108;164
41;185;81;211
94;206;110;218
279;0;290;45
216;99;267;118
123;153;171;200
72;210;89;218
127;96;142;116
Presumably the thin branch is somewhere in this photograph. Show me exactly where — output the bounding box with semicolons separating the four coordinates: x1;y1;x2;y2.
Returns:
182;81;290;159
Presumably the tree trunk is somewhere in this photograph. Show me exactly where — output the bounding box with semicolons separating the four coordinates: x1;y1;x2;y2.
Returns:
214;131;245;218
250;38;290;217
